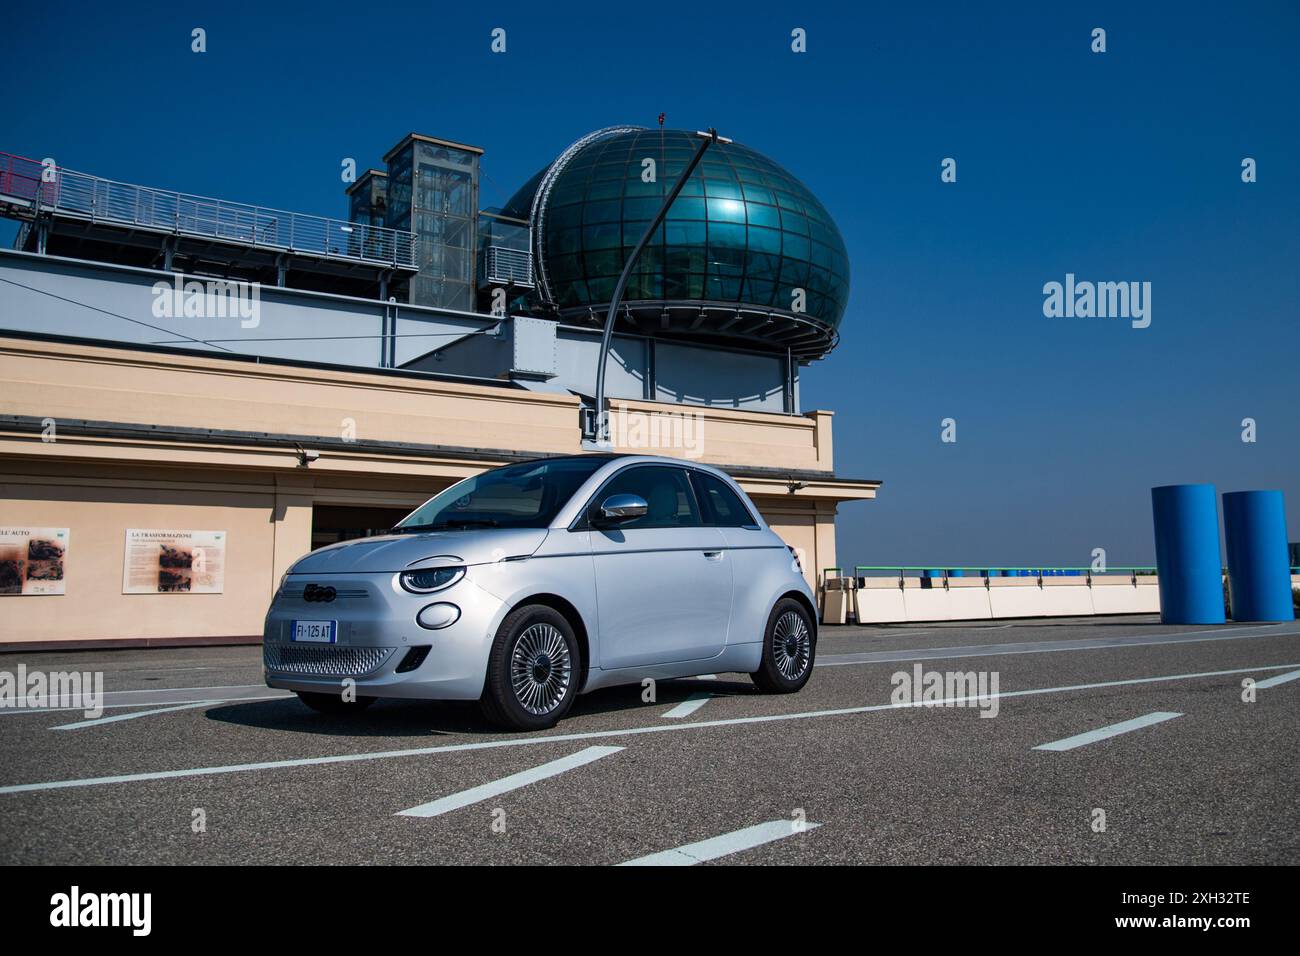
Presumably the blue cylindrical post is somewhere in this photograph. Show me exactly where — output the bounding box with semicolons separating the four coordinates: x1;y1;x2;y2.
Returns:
1151;484;1225;624
1223;490;1294;622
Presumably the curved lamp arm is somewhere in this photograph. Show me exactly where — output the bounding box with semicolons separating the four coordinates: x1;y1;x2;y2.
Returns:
588;128;729;445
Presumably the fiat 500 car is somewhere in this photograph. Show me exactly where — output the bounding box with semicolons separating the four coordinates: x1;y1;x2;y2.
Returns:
263;453;817;730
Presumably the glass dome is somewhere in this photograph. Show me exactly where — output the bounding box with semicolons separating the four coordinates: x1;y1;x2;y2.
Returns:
502;128;850;360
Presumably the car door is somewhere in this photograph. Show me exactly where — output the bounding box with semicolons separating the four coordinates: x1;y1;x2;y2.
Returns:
691;469;780;647
587;464;731;669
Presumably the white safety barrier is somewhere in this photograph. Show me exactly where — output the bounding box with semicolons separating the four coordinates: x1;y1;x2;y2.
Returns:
823;574;1163;625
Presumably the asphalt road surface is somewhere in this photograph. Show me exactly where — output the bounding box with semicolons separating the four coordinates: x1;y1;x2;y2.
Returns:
1;614;1297;865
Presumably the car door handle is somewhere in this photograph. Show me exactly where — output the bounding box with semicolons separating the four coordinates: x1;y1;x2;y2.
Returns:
702;550;723;561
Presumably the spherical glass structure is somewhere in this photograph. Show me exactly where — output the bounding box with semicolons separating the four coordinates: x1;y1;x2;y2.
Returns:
502;128;850;360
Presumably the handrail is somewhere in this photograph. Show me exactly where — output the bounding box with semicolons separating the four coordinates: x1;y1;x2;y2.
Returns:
821;565;1161;586
482;245;535;286
0;151;417;269
824;565;1300;583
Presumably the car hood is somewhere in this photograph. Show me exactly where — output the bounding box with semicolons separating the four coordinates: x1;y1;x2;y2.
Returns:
287;528;550;574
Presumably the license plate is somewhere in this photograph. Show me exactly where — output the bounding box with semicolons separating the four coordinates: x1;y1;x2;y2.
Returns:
291;620;337;643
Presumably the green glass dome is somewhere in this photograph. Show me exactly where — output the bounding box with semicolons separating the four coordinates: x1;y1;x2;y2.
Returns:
503;127;850;360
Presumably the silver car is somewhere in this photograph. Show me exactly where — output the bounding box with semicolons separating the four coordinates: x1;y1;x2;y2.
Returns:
263;454;817;730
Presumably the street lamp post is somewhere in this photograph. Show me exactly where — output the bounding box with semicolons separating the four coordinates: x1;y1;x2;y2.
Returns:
586;128;730;447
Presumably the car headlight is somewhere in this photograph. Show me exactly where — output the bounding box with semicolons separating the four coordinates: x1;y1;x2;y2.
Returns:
399;566;465;594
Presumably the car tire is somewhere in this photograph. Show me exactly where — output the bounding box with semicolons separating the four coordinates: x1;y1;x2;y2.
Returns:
480;604;580;731
750;597;816;693
296;691;377;714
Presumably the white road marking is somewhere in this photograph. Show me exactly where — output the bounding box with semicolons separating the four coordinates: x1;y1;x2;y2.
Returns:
396;746;623;818
663;693;711;719
619;820;821;866
817;623;1300;668
1253;668;1300;689
2;661;1294;797
691;674;717;680
1034;711;1183;752
7;622;1288;718
51;702;217;731
0;688;291;717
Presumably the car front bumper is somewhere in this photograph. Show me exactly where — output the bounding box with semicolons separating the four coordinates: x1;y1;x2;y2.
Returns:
262;569;507;701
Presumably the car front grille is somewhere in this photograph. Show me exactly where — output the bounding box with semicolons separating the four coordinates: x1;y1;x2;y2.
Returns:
291;586;370;601
264;643;395;678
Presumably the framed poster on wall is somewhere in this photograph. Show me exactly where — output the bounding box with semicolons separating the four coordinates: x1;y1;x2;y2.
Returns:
122;530;226;594
0;528;70;595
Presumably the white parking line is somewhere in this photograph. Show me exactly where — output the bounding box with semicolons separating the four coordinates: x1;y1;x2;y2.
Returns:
1034;712;1183;752
618;820;821;866
3;661;1294;797
1253;668;1300;689
51;702;217;731
663;693;711;719
396;746;623;818
817;623;1300;668
0;687;290;716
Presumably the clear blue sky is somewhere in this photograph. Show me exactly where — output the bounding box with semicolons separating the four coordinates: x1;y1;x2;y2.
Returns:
4;0;1297;568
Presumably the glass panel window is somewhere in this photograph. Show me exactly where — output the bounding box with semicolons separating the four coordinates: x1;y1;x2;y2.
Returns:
583;200;622;224
706;197;746;223
584;223;622;250
691;472;756;527
703;180;743;202
594;466;701;530
745;202;781;228
708;221;746;248
397;457;607;531
748;226;782;254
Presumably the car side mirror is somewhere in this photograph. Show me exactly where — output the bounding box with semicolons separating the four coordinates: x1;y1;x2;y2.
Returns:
595;493;648;526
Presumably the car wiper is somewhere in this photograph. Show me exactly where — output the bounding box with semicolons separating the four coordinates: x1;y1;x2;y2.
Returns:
388;518;503;534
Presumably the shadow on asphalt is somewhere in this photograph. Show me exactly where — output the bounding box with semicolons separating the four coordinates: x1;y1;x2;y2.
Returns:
203;677;755;738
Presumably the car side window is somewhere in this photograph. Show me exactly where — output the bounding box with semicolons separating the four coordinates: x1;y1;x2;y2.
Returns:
594;466;701;530
691;471;758;527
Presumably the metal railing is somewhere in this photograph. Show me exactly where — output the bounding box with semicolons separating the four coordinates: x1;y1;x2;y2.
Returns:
823;565;1159;586
824;565;1300;585
482;245;535;287
0;151;417;269
0;152;44;204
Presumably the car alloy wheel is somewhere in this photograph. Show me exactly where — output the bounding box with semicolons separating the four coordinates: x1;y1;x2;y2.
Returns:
509;622;573;716
772;609;811;680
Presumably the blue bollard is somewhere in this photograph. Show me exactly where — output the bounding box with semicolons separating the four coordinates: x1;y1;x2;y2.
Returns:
1223;490;1294;622
1151;484;1226;624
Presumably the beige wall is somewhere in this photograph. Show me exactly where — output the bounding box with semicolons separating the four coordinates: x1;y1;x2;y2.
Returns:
752;496;840;593
2;463;284;641
0;460;452;643
0;338;851;476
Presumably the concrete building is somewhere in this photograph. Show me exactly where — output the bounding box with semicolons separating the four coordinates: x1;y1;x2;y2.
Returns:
0;128;878;648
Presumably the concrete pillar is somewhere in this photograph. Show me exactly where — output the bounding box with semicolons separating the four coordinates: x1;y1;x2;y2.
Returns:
1223;490;1294;622
1151;483;1225;624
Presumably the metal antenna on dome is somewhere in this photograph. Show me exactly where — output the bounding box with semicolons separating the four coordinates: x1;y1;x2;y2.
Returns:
585;127;731;448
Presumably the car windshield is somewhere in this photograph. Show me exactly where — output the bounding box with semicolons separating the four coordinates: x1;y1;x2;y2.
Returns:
393;457;609;531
